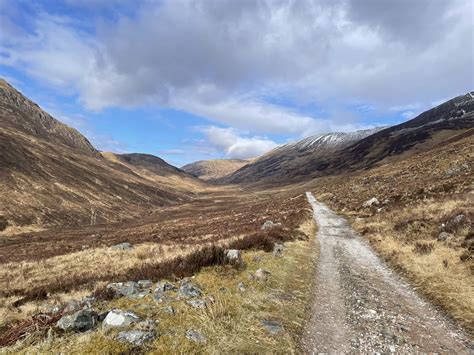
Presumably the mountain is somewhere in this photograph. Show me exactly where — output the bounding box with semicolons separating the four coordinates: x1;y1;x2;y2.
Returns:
0;79;97;156
223;128;384;184
0;79;203;233
182;158;251;180
225;93;474;185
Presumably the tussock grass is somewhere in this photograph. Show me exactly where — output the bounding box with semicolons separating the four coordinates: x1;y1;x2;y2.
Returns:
352;197;474;334
3;218;318;353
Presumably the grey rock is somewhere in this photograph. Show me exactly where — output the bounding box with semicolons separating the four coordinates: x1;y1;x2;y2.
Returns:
82;296;97;308
137;280;152;289
187;299;206;309
273;243;284;257
224;249;243;265
155;281;177;293
102;309;141;328
57;309;98;332
63;299;83;313
261;220;282;230
261;320;282;334
438;232;453;241
129;290;150;299
136;319;156;331
255;268;271;281
237;282;246;292
362;197;380;208
116;330;155;346
186;329;206;343
163;306;175;315
444;164;469;177
111;242;133;251
154;292;175;303
179;280;202;298
107;281;139;298
451;214;466;226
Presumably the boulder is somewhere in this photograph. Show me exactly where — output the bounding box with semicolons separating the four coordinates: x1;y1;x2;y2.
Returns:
255;268;271;282
102;309;141;328
261;221;282;230
111;242;133;251
362;197;380;208
179;280;202;298
116;330;155;346
273;243;284;257
186;329;206;343
450;214;467;227
155;281;177;293
107;282;139;298
438;232;453;241
187;299;206;309
137;280;152;289
57;309;98;332
224;249;243;266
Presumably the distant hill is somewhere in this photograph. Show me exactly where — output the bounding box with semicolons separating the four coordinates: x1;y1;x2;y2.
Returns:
224;93;474;185
182;158;251;180
223;128;384;184
0;79;203;232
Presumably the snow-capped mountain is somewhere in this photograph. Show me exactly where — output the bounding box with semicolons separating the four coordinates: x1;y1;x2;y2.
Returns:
273;128;386;153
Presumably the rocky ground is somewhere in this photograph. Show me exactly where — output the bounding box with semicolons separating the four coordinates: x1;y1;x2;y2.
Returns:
302;192;473;353
1;217;318;353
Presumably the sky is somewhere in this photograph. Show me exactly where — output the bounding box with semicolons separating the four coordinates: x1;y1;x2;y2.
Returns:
0;0;472;166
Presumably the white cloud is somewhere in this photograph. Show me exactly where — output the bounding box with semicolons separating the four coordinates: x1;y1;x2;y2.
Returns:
1;0;472;137
200;126;278;159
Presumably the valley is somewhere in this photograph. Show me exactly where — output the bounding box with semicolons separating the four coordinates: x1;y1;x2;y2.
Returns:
0;79;472;352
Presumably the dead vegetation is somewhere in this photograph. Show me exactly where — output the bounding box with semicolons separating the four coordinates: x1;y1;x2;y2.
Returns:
2;217;318;353
0;189;311;346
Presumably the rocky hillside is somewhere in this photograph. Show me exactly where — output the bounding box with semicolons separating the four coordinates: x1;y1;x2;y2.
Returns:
225;93;474;184
182;159;251;180
0;79;204;232
224;128;384;184
0;79;97;156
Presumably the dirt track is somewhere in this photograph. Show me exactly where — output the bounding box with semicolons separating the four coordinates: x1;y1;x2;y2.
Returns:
302;192;473;353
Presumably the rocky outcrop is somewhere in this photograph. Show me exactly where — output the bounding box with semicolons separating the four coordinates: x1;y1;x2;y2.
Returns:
179;279;202;298
57;309;98;332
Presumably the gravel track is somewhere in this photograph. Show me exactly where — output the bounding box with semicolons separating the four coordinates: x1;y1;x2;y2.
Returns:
302;192;473;354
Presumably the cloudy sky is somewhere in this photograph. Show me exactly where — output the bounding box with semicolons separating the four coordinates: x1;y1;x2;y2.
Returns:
0;0;472;165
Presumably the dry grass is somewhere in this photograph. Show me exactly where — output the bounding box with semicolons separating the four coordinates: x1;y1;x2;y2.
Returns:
351;196;474;334
305;132;474;334
3;217;318;353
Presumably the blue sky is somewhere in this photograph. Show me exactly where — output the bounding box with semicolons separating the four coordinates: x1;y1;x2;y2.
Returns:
1;0;472;166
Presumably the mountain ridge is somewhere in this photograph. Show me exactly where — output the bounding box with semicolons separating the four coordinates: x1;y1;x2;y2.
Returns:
224;93;474;185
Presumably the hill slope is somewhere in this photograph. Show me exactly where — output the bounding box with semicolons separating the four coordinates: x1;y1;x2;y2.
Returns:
182;159;251;180
226;93;474;184
224;128;383;184
0;79;204;233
